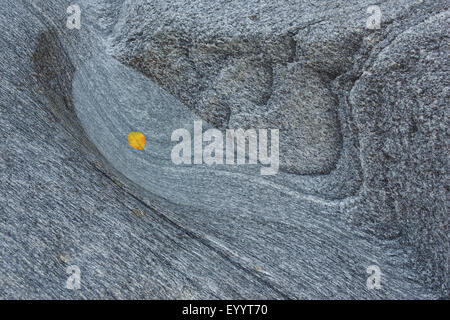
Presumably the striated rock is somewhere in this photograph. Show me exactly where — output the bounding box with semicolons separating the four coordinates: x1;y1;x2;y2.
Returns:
109;0;449;295
0;0;447;299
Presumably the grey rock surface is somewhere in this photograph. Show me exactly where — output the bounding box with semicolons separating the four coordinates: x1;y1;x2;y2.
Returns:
0;0;448;299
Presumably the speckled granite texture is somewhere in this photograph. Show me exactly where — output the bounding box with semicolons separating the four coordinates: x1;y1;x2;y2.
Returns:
0;0;448;299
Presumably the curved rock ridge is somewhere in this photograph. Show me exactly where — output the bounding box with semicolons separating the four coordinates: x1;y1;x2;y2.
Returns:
105;0;450;294
0;0;447;299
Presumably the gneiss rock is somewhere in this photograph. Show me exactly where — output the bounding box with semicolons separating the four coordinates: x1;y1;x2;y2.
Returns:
109;0;449;296
0;0;447;299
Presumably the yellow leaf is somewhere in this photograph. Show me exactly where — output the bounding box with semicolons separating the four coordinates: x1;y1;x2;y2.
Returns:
128;132;146;150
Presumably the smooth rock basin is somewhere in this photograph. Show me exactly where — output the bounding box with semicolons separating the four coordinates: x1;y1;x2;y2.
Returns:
73;54;354;210
0;0;447;299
